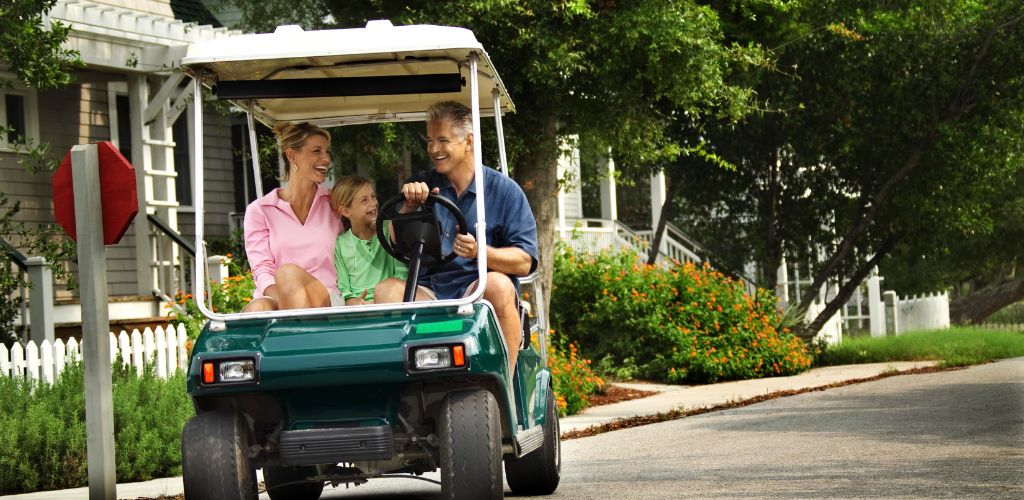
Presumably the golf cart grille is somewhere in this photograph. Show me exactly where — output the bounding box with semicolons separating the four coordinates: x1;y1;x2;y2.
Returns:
279;426;394;465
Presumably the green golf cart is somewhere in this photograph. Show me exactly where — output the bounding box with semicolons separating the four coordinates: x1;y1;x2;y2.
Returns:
178;20;560;500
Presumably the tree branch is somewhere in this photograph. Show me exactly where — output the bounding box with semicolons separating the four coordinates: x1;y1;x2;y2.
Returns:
798;235;895;339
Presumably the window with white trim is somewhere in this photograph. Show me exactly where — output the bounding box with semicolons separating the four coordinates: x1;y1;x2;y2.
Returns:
0;81;40;152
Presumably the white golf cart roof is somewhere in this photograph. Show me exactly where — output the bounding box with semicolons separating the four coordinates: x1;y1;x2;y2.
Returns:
180;20;514;127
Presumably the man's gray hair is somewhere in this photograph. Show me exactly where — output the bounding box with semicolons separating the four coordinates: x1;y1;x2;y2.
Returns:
426;101;472;140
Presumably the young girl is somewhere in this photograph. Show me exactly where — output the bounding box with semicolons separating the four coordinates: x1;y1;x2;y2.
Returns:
330;176;409;305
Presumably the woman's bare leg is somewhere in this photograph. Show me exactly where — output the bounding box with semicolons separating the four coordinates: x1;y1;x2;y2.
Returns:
242;296;278;312
275;264;330;309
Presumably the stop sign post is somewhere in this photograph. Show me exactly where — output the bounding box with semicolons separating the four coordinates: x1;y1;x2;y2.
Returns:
52;142;137;500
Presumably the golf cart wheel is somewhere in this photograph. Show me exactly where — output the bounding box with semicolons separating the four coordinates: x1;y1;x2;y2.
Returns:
440;389;503;500
264;465;323;500
505;388;561;495
181;410;257;500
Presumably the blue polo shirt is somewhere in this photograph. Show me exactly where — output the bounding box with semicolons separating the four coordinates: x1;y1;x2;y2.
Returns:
411;166;538;299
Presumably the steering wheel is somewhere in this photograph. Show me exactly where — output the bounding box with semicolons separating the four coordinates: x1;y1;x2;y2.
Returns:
376;192;469;268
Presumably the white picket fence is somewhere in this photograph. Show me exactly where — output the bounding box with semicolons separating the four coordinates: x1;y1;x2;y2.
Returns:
0;324;189;384
896;292;951;333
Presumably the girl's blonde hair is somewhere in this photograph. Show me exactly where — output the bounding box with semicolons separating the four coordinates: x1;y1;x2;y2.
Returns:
330;175;374;230
272;121;331;181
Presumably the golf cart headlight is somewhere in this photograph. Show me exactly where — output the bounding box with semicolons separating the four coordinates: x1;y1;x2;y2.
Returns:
414;347;452;370
218;359;255;382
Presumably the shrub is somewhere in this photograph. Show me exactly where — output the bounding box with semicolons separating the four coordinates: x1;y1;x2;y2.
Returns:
0;364;191;494
551;247;812;383
540;330;603;416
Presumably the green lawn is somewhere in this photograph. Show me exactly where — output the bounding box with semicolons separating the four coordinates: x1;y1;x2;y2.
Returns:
817;327;1024;368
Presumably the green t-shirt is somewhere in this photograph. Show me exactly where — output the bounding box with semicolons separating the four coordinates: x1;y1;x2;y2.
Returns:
333;227;408;302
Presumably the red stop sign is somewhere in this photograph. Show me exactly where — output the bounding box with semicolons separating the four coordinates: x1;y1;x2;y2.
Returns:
52;141;139;245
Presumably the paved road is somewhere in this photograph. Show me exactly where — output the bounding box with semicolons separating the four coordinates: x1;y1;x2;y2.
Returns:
281;357;1024;499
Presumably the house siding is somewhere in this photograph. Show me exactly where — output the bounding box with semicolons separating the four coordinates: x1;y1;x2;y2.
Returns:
178;107;237;245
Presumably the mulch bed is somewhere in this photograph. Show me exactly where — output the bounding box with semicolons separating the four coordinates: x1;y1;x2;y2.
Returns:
587;384;659;408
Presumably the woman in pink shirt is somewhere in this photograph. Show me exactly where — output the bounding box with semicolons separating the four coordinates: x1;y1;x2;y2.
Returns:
242;122;344;312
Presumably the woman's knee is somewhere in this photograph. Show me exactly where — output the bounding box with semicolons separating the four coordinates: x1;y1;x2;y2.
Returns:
242;296;278;312
275;264;306;284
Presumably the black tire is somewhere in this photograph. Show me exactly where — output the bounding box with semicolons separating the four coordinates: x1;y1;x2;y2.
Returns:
505;388;561;495
264;465;323;500
440;389;503;500
181;410;257;500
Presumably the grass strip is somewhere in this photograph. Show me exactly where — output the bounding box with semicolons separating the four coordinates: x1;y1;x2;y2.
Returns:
817;327;1024;367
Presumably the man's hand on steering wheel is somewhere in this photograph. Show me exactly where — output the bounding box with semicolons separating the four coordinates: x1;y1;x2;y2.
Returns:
452;227;479;260
399;182;437;213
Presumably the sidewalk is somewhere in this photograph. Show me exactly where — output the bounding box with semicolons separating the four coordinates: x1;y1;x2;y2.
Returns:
0;361;936;500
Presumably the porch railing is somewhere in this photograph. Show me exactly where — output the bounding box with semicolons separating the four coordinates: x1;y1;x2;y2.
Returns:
1;237;29;342
147;214;192;312
1;237;55;344
560;218;758;296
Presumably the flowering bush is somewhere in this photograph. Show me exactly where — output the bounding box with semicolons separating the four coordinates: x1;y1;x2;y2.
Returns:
169;255;254;340
551;247;812;383
539;330;604;416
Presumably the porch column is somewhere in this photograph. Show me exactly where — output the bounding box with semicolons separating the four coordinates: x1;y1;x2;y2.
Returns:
26;257;54;344
776;257;789;305
867;274;885;337
599;149;617;223
128;75;155;295
650;169;666;229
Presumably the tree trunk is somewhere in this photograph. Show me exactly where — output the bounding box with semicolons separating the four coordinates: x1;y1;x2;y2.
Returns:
798;237;894;340
795;142;930;315
759;148;781;292
794;54;985;316
949;276;1024;324
646;170;677;266
512;115;560;322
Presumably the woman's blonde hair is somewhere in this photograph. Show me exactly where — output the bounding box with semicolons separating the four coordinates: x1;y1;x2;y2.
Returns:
272;121;331;181
330;175;374;230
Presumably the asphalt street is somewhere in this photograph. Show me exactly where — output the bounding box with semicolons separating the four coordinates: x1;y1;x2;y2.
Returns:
301;357;1023;499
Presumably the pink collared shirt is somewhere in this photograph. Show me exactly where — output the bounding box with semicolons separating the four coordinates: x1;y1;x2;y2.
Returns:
243;186;343;298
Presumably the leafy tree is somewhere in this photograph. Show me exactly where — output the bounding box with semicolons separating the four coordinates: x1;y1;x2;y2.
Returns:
666;0;1024;334
224;0;762;311
0;0;78;90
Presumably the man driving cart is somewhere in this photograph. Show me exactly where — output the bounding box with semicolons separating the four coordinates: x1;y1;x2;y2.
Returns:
375;100;538;374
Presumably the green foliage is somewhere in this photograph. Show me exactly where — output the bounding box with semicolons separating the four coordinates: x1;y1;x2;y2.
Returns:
169;265;255;340
816;327;1024;368
667;0;1024;331
1;193;76;345
0;364;191;495
985;302;1024;325
551;246;812;383
0;0;81;90
207;230;249;273
225;0;770;321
